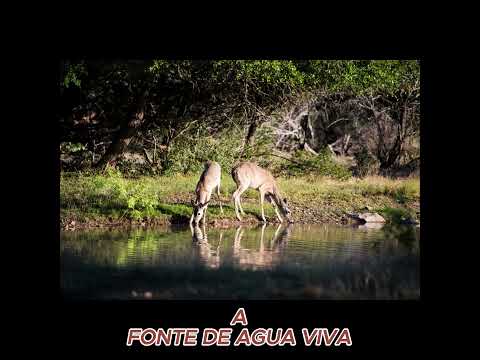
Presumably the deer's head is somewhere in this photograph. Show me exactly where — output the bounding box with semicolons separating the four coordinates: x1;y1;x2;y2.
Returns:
191;199;210;224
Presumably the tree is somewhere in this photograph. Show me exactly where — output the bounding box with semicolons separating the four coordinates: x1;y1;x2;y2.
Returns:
59;60;420;175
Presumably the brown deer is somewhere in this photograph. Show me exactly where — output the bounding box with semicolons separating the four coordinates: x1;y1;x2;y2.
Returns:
231;162;293;223
190;161;223;225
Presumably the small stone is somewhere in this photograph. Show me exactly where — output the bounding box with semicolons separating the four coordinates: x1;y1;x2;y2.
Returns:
357;212;385;223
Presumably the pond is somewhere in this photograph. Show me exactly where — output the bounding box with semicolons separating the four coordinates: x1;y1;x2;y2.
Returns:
60;223;420;300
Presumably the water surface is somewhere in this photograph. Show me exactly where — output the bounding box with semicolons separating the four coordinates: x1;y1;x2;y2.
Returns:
60;223;420;300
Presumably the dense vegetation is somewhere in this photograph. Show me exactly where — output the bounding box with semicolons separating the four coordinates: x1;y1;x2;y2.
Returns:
59;60;419;177
59;60;420;227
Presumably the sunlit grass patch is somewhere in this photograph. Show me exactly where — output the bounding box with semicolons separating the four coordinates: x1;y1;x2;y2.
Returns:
61;171;420;225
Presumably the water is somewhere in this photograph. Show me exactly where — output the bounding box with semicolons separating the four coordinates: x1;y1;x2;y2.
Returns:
60;223;420;300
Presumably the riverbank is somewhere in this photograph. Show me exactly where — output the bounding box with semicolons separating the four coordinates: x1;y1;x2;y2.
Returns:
60;172;420;231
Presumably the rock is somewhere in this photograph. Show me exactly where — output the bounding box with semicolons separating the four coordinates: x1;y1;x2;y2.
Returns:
347;212;385;224
357;212;385;223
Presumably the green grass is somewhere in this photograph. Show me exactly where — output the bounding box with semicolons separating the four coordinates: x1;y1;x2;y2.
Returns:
60;171;420;227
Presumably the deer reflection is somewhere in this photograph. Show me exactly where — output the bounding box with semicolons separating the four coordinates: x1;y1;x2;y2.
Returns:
233;223;293;270
190;223;223;269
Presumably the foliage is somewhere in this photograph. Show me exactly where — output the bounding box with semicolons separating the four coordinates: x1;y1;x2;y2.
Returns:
61;171;420;226
276;148;352;180
87;166;160;220
62;62;87;88
163;128;244;176
378;207;416;224
298;60;419;95
60;141;87;153
59;60;420;177
353;146;379;177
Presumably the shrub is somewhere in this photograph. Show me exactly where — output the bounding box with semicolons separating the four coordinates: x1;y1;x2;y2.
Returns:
163;129;244;176
353;146;380;177
275;148;352;180
88;166;159;219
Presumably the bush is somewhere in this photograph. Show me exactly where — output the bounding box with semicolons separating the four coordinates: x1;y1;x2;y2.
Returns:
353;146;380;177
394;182;418;204
163;129;244;176
89;166;159;219
275;148;352;180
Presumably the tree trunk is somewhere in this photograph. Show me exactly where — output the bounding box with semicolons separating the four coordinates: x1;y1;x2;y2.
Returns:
241;118;257;156
95;89;149;169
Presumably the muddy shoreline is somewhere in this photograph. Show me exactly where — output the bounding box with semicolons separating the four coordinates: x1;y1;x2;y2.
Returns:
60;212;418;232
61;216;345;231
60;203;353;231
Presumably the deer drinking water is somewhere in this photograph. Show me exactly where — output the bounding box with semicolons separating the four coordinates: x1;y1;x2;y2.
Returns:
231;162;293;223
190;161;223;225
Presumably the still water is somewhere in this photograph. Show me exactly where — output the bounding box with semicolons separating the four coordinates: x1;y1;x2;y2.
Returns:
60;223;420;300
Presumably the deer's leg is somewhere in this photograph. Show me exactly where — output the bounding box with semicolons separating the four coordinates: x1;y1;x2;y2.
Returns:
273;203;283;223
237;188;246;215
239;202;246;215
216;184;223;214
259;190;267;223
203;193;213;224
267;195;283;222
232;187;243;221
272;206;282;222
233;185;248;221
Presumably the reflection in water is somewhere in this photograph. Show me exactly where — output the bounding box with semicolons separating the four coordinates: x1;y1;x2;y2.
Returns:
233;224;292;270
61;223;420;300
358;222;385;230
190;223;294;270
190;223;223;269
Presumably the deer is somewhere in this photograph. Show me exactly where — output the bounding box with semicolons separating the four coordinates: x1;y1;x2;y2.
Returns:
231;162;293;223
190;161;223;225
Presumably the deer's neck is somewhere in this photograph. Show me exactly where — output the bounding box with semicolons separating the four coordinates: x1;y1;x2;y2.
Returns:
196;184;209;204
269;186;283;206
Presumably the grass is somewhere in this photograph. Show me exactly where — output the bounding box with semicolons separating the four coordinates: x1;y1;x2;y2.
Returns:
60;171;420;228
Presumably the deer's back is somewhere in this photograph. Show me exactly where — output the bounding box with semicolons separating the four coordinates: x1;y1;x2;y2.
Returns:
232;162;275;189
197;161;221;192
